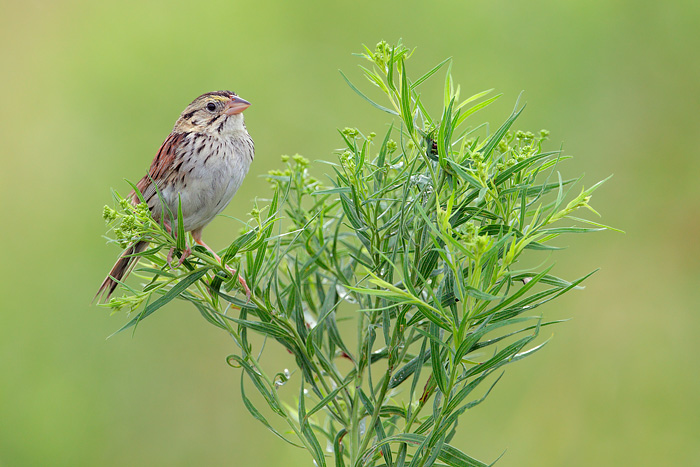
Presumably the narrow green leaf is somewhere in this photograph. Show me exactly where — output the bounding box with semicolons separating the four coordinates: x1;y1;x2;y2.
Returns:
312;187;352;195
227;355;285;416
134;267;177;278
446;160;484;188
299;380;327;467
430;323;449;395
334;429;347;467
455;93;502;127
339;70;398;115
355;433;488;467
412;57;451;89
226;317;293;340
400;59;415;135
339;193;365;229
493;151;560;186
482;265;554;317
307;380;352;418
239;373;303;448
455;89;494;110
115;268;210;334
566;215;625;233
222;228;258;263
176;194;185;251
478;104;525;161
390;345;431;389
464;333;535;379
387;46;396;92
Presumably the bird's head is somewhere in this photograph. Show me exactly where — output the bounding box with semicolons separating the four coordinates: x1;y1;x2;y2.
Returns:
173;90;251;135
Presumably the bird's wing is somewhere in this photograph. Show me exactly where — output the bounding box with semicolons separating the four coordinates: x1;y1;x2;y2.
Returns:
132;132;187;209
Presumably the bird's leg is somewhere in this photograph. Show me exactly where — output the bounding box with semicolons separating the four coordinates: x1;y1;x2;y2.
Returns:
166;244;191;268
175;240;192;267
192;229;251;299
163;220;191;268
166;247;175;267
164;219;176;268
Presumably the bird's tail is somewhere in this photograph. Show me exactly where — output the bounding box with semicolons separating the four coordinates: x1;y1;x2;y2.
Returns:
94;240;149;303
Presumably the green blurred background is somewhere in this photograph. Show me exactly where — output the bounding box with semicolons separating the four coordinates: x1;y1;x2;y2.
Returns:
1;0;698;465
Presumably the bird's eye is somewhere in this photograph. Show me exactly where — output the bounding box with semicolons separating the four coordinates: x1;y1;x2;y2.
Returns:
206;102;217;112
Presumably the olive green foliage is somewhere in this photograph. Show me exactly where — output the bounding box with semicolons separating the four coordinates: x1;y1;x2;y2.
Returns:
103;41;614;466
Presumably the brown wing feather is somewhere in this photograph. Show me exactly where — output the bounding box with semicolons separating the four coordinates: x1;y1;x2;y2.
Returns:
98;132;186;303
94;240;149;303
132;132;186;207
148;132;187;180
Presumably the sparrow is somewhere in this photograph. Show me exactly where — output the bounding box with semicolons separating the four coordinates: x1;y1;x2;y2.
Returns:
96;90;254;302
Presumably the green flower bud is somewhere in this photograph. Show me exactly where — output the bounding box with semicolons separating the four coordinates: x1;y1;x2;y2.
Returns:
103;205;117;221
341;127;360;138
136;203;150;216
476;235;491;255
340;150;356;171
436;206;449;231
462;222;476;237
292;154;310;166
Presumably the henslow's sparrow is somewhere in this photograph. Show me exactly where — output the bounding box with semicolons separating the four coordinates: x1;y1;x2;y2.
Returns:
97;90;254;301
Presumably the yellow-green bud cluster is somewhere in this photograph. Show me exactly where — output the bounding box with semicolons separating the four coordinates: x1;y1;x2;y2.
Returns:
475;235;491;255
372;41;393;68
342;127;360;138
515;130;535;142
103;205;117;222
108;292;147;312
292;154;310;166
339;150;356;172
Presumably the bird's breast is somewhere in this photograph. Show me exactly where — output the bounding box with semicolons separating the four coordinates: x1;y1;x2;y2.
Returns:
168;132;253;232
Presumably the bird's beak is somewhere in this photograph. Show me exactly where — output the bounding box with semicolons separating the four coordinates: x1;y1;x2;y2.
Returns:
224;96;251;115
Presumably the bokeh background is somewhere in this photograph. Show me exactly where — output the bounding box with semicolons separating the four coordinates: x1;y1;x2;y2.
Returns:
1;0;699;465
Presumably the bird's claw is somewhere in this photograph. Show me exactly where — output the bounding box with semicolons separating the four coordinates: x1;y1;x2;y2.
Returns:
239;275;252;302
166;246;191;269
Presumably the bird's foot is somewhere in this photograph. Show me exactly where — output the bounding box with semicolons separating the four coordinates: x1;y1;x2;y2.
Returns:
166;245;191;268
193;235;251;301
236;271;251;301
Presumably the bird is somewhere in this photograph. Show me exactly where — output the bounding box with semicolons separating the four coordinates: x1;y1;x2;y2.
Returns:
96;90;254;302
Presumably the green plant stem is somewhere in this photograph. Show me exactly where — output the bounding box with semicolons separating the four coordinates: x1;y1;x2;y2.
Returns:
416;355;458;467
356;368;392;459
